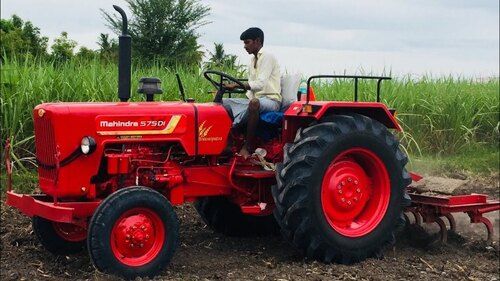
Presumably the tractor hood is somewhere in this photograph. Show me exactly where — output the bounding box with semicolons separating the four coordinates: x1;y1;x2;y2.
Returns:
33;101;199;160
32;101;195;198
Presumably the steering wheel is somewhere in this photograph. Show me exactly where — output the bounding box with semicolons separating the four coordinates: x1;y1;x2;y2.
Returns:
204;70;247;102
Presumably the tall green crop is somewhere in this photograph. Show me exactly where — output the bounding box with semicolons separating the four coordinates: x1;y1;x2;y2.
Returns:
1;56;498;172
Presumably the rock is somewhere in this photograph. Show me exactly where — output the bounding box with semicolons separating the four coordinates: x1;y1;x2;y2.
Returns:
412;176;467;195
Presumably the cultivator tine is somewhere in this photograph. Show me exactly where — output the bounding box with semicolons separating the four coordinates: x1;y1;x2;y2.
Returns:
477;216;494;243
435;217;448;243
410;210;422;226
403;213;411;225
444;213;456;232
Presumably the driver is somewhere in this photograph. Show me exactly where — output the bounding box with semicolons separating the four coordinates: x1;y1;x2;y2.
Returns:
224;27;281;158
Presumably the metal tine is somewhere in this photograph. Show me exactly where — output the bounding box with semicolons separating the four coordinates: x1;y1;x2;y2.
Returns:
435;217;448;243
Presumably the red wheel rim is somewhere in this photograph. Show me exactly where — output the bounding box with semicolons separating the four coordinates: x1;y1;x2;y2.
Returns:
52;222;86;242
110;207;165;267
321;148;390;237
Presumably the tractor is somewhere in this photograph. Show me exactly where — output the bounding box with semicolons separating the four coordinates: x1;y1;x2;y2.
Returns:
5;5;499;279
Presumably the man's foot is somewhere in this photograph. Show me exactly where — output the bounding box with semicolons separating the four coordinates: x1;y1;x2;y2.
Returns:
238;145;251;159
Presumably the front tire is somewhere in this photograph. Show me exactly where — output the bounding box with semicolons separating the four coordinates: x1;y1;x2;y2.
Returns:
272;114;411;263
32;216;86;254
87;187;179;279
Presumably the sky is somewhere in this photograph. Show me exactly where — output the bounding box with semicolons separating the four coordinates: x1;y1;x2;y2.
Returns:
1;0;499;78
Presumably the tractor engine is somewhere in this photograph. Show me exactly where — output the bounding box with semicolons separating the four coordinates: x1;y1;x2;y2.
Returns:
96;143;185;196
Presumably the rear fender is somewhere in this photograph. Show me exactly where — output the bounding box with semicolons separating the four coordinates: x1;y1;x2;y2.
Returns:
320;103;401;131
285;101;401;131
282;102;401;143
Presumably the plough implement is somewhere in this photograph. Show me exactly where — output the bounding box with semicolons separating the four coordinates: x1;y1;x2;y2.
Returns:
405;178;499;243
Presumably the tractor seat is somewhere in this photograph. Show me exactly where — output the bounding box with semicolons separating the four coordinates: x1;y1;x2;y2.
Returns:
257;73;301;126
257;74;302;140
260;110;284;125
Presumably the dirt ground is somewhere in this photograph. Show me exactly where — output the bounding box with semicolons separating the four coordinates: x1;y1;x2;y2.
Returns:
1;175;499;281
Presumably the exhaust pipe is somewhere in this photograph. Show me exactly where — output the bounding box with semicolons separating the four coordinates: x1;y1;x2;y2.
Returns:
113;5;131;102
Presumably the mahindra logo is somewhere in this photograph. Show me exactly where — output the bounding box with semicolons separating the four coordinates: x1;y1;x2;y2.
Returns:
100;120;139;127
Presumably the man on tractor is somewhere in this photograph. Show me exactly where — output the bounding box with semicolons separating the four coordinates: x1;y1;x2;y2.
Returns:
223;27;282;158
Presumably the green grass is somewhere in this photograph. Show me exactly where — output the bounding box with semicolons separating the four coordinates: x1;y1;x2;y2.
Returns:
407;146;499;176
0;171;38;194
1;56;498;176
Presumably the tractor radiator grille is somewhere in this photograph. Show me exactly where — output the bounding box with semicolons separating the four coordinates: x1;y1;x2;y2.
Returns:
34;115;58;182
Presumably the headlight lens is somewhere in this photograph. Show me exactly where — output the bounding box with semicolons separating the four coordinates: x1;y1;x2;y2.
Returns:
80;136;96;154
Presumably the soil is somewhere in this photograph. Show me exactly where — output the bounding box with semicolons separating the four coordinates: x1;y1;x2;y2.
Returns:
1;175;499;281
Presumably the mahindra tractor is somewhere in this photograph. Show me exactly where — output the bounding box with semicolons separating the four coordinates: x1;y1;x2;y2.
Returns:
5;6;499;280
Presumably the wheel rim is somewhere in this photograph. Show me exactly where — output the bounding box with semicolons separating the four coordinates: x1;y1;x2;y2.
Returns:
110;207;165;267
52;222;86;242
321;148;390;237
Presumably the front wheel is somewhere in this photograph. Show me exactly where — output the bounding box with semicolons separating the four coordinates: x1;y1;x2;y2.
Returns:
87;187;179;279
272;114;411;263
32;216;86;254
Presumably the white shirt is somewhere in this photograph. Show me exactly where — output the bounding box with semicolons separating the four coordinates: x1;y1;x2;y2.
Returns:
246;48;282;102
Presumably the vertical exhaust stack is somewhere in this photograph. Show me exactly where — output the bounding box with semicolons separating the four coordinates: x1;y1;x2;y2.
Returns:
113;5;131;102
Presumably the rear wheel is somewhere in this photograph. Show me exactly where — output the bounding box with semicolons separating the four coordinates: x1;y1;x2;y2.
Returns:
87;187;179;279
195;196;279;236
32;217;86;254
272;114;411;263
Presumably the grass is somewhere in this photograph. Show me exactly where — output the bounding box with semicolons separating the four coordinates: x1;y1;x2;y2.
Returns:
0;171;38;194
1;56;498;178
407;145;499;176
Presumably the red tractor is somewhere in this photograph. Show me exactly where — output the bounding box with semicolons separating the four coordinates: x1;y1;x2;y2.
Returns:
5;6;499;279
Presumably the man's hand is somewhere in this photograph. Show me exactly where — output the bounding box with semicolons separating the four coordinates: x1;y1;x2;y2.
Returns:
223;82;250;91
223;83;240;90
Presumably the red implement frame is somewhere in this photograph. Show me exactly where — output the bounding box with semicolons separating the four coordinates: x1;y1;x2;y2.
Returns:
405;191;500;243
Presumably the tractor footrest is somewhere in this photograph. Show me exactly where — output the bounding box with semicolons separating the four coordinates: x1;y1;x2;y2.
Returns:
240;203;268;215
233;169;276;179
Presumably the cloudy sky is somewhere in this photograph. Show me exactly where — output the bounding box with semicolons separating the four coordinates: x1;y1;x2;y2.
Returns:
2;0;499;77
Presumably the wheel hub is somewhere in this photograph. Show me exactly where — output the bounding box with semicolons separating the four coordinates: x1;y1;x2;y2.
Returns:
111;208;165;266
320;148;390;237
115;214;155;255
323;160;371;221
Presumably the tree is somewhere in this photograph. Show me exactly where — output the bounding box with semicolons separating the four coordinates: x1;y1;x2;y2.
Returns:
0;15;48;59
22;21;48;55
102;0;210;67
97;33;118;61
205;42;243;74
75;46;98;61
51;32;77;62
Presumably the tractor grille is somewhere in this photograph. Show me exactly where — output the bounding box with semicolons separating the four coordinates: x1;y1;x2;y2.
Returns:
34;115;58;182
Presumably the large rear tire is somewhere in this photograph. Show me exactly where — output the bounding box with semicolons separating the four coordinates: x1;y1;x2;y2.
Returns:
272;114;411;263
195;196;279;236
32;216;86;254
87;187;179;279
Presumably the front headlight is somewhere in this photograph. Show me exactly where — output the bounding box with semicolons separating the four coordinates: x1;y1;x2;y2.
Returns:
80;136;96;154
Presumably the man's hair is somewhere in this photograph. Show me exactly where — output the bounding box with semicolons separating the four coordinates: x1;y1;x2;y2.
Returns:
240;27;264;45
